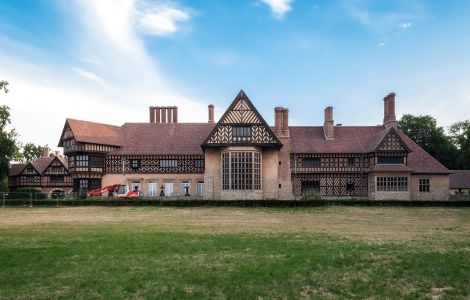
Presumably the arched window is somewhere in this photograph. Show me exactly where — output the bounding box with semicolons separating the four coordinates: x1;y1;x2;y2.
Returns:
222;151;261;190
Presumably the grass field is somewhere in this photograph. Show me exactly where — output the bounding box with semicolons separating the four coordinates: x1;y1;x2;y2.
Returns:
0;206;469;299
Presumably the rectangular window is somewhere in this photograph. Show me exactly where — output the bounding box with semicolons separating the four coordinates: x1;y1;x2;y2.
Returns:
222;151;261;190
347;158;356;166
301;180;320;195
79;179;88;190
130;159;141;170
302;158;321;168
346;183;355;192
160;159;178;168
378;156;404;164
51;176;64;183
68;156;75;168
232;126;252;137
194;159;204;168
181;181;190;196
197;181;204;196
89;156;104;167
148;181;157;197
164;182;174;196
76;155;89;167
376;177;408;192
419;178;430;192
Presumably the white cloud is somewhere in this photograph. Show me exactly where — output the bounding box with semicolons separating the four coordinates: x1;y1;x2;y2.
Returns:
137;2;190;36
400;22;412;29
0;0;208;150
260;0;293;20
72;68;111;89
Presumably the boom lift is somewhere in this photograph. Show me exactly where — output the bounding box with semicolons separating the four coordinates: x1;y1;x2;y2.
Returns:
88;184;141;198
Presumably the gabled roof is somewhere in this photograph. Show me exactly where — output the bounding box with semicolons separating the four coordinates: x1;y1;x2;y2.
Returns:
9;164;26;176
290;126;385;153
202;90;282;149
31;157;55;174
58;118;123;147
112;123;214;155
19;162;41;175
372;127;410;152
450;170;470;189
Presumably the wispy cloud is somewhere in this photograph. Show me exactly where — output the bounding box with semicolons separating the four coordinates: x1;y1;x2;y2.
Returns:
260;0;293;20
137;2;190;36
72;68;111;89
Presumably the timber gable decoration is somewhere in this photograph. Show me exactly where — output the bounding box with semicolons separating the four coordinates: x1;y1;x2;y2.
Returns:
375;127;410;153
201;90;282;148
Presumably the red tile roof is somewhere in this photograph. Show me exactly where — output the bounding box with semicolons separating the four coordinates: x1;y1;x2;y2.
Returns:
450;170;470;189
65;118;123;146
31;157;55;174
112;123;214;155
9;164;26;176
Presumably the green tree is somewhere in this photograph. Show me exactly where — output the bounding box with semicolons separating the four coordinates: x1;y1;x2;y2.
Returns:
398;114;458;169
449;120;470;169
21;143;44;162
0;80;8;93
0;105;20;192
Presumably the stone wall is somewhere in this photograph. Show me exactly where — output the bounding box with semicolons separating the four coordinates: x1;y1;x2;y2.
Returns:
368;172;411;200
410;174;449;200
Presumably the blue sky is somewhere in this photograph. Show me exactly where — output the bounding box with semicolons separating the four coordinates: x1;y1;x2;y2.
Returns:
1;0;470;149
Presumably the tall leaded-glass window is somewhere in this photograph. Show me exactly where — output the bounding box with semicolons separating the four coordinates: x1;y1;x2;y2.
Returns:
222;151;261;190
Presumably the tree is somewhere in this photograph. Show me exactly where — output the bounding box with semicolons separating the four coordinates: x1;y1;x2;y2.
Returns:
0;80;8;93
0;105;20;192
449;120;470;169
398;114;458;169
21;143;44;162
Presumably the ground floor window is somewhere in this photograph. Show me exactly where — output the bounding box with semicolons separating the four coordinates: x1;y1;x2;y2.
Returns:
222;151;261;190
148;181;157;197
301;180;320;195
376;177;408;192
181;181;190;196
419;178;430;192
164;182;174;196
197;181;204;196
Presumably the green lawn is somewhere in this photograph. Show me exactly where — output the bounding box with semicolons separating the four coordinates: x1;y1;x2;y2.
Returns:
0;206;469;299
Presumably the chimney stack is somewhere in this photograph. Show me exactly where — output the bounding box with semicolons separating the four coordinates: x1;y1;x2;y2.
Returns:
54;151;60;157
42;146;51;158
383;93;397;128
274;107;283;134
208;104;215;123
282;108;289;136
324;106;334;140
149;106;178;124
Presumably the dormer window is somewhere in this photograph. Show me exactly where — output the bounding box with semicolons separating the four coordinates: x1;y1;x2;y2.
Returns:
378;156;404;164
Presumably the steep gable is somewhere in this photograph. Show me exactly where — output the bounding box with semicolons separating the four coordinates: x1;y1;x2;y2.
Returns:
374;127;410;152
19;163;40;176
202;90;282;148
43;157;69;176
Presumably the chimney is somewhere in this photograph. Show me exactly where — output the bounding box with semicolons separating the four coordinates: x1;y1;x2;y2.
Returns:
42;146;51;158
54;151;60;157
149;106;155;123
324;106;334;140
173;107;178;123
274;107;283;134
282;108;289;136
161;108;167;123
208;105;215;123
383;93;397;128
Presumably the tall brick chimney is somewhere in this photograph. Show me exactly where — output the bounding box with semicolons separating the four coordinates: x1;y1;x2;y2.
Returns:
149;106;178;123
208;104;215;123
274;107;283;134
383;93;397;128
324;106;334;140
282;108;289;137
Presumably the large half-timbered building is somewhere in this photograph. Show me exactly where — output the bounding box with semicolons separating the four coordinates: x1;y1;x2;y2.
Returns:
57;90;450;200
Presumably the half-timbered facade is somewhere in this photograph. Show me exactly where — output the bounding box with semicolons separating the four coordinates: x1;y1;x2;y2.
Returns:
56;90;450;200
8;148;73;197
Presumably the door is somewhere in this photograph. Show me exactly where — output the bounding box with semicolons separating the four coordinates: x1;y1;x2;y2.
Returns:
164;182;174;196
148;181;157;197
197;182;204;197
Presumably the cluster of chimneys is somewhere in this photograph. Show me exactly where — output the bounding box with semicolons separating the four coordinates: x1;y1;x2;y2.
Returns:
148;92;398;141
149;105;215;124
42;147;61;158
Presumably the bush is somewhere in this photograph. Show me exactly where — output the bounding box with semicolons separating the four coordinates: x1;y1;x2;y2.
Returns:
6;188;47;200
